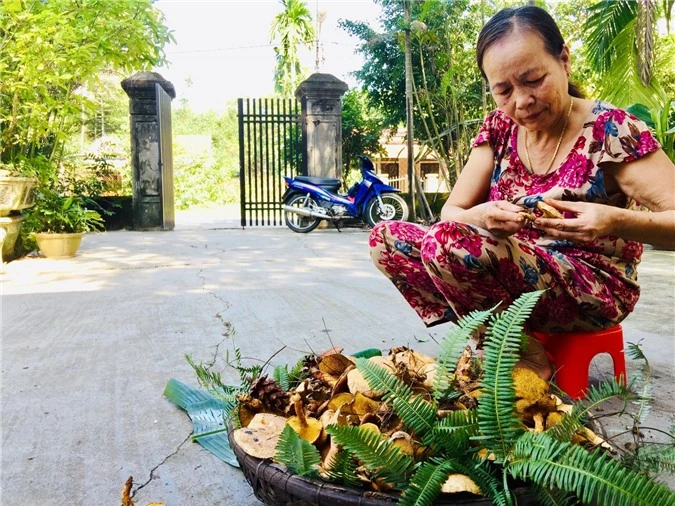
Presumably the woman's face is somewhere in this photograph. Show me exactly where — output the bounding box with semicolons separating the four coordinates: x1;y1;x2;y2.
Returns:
482;27;570;131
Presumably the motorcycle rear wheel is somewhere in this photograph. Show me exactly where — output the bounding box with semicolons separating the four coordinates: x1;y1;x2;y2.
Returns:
364;193;409;227
284;194;322;233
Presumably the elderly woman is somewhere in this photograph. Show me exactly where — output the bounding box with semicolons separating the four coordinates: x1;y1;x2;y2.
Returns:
369;5;675;379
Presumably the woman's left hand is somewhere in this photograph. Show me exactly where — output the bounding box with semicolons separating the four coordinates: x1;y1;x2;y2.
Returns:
534;199;616;243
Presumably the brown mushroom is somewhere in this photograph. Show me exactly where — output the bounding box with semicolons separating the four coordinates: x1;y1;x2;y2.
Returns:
441;474;482;495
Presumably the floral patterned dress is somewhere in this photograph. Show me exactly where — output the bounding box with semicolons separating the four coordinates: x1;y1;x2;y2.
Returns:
369;101;660;332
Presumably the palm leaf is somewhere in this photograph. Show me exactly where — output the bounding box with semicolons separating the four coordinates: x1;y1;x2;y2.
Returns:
274;424;321;477
626;341;653;424
324;449;362;489
326;424;414;487
623;442;675;475
429;409;479;452
509;432;675;506
398;461;455;506
163;379;238;467
433;306;494;402
585;0;637;74
474;291;543;460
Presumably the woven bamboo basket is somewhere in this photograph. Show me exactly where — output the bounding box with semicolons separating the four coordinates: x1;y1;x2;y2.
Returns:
227;425;537;506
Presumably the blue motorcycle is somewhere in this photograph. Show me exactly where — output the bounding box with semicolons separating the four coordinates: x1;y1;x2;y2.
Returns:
282;156;409;233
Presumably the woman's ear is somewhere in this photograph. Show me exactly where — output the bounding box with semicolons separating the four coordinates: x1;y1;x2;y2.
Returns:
560;44;571;76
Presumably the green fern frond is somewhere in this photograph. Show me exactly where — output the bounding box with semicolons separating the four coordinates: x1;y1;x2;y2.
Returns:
429;409;479;451
623;442;675;475
288;355;308;387
185;354;239;397
474;291;543;460
456;459;513;506
626;341;653;424
273;364;290;391
274;424;321;478
509;432;675;506
326;424;414;487
529;483;577;506
355;357;414;402
324;449;362;489
393;395;438;438
549;379;633;442
398;461;454;506
356;357;437;437
433;307;495;402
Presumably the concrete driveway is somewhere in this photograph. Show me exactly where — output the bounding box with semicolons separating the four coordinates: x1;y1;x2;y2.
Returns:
1;217;673;505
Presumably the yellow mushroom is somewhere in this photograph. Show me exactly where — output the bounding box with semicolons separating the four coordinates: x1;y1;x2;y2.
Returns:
287;398;324;445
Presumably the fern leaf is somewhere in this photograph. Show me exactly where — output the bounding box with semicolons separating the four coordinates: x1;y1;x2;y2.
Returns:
355;358;437;437
393;395;438;438
529;483;577;506
509;432;675;506
626;341;653;424
428;409;479;451
274;424;321;477
355;357;414;401
273;365;290;391
475;291;543;460
549;379;632;442
623;442;675;475
288;355;308;387
458;459;512;506
398;461;454;506
433;307;495;402
324;449;362;489
326;424;414;487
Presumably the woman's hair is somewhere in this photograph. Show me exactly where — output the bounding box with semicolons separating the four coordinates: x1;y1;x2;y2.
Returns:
476;6;584;98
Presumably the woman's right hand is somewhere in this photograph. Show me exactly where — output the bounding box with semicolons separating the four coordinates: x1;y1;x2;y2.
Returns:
474;200;527;238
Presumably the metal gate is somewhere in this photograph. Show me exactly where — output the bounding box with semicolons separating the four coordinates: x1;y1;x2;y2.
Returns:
238;98;302;227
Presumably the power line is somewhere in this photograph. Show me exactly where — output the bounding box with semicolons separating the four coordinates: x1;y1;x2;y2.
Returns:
166;40;358;55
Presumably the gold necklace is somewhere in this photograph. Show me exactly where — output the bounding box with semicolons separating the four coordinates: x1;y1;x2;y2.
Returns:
524;97;574;175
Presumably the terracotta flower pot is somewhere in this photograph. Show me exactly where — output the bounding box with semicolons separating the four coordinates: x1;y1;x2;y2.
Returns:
34;232;84;258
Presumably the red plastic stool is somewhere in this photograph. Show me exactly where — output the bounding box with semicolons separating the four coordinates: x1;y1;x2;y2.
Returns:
533;325;626;400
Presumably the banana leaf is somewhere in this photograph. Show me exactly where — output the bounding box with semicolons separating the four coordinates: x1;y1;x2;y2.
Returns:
163;378;239;468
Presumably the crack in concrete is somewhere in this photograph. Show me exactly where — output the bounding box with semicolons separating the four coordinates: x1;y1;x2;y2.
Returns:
131;433;192;499
196;267;233;369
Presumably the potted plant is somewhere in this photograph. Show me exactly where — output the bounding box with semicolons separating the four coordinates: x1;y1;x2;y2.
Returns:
23;189;104;258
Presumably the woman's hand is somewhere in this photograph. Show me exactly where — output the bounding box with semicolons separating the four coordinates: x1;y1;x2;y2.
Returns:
476;200;527;238
534;199;615;243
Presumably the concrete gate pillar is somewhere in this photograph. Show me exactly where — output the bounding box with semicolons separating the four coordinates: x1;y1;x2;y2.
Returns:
121;71;175;230
295;73;348;180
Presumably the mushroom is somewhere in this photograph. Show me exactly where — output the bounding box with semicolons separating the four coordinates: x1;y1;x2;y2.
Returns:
287;398;324;445
441;474;482;495
232;412;288;459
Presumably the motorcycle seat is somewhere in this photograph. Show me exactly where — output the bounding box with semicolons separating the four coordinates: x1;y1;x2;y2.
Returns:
295;176;341;191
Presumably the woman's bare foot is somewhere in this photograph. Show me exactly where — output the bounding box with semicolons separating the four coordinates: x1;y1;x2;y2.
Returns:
517;335;553;381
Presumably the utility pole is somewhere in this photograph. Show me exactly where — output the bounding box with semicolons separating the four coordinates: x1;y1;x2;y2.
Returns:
314;1;326;72
404;0;417;222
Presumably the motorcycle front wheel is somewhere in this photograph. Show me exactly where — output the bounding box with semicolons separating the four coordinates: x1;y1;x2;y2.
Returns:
284;193;323;233
364;193;409;227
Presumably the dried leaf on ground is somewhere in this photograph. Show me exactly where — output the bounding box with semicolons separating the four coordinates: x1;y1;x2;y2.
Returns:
121;476;134;506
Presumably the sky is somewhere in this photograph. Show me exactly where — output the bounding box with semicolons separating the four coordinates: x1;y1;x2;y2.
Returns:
153;0;384;112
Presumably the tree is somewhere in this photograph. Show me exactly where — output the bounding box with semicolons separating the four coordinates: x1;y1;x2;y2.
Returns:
270;0;315;97
341;0;490;188
0;0;174;166
341;89;385;186
584;0;675;158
